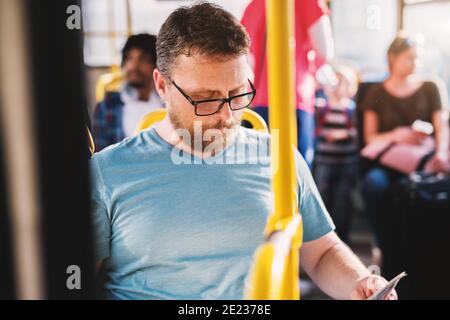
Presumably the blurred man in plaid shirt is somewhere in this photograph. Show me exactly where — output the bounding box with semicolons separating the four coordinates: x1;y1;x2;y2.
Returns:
93;33;164;151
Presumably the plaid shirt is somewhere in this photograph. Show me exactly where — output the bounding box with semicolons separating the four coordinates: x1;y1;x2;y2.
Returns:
92;91;125;152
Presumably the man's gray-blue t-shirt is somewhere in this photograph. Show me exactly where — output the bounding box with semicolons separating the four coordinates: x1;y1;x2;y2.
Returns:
90;126;335;299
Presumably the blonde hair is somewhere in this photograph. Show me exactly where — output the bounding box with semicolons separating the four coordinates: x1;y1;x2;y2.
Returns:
387;35;416;71
333;64;359;98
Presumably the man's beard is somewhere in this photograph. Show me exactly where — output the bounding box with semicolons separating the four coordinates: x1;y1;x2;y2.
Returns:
169;109;240;154
128;80;146;89
127;71;148;89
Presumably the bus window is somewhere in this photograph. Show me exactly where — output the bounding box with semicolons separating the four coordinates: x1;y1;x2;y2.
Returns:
331;0;398;81
404;0;450;107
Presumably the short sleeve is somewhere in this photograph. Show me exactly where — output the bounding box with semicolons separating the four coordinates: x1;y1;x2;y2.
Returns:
298;0;325;30
425;81;443;113
359;83;383;114
90;155;112;261
294;149;335;242
240;0;266;67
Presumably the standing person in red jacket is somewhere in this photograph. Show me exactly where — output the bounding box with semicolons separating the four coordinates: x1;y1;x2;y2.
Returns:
241;0;335;168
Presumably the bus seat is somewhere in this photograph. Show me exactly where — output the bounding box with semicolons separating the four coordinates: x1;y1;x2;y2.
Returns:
242;108;269;132
95;65;124;102
134;108;269;134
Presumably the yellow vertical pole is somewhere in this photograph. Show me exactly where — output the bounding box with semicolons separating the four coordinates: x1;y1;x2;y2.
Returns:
266;0;300;300
126;0;133;36
245;0;302;301
266;0;297;224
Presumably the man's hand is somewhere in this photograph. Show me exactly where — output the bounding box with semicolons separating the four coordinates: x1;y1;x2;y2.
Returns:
350;275;398;300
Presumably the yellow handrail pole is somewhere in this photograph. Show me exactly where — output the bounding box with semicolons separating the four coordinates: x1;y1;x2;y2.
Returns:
266;0;297;227
266;0;300;300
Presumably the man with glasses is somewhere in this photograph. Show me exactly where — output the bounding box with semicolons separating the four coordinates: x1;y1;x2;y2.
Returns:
90;2;396;300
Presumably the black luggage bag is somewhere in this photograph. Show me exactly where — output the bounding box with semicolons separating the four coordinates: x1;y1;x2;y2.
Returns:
389;172;450;299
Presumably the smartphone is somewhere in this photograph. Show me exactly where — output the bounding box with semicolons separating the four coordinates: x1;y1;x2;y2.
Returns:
412;120;433;135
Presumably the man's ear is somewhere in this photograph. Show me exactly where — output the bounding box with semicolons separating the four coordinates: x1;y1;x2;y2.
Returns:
153;68;168;102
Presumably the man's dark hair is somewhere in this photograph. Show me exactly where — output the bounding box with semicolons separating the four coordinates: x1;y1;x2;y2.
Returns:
156;2;250;77
121;33;157;66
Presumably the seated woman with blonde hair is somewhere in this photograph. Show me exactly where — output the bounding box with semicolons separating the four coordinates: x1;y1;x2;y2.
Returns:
361;35;449;278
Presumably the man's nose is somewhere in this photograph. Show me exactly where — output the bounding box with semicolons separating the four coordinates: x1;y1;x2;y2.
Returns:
127;59;139;70
217;101;233;120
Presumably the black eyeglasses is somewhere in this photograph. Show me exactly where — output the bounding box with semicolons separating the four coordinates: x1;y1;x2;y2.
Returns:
170;78;256;116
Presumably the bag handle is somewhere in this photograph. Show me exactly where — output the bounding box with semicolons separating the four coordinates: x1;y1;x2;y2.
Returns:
374;142;396;162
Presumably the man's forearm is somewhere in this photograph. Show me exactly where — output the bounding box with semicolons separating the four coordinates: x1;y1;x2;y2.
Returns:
307;241;371;300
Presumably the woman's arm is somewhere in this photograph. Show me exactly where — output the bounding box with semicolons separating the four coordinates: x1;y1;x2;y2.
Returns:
428;110;450;173
364;110;425;145
364;110;395;144
432;110;450;155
